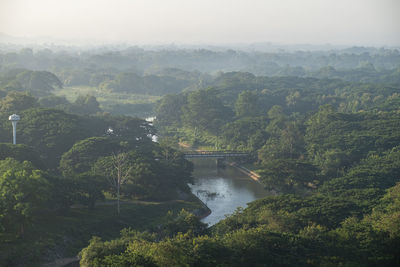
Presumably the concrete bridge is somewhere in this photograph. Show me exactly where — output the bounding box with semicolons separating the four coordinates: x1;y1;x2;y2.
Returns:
184;151;249;159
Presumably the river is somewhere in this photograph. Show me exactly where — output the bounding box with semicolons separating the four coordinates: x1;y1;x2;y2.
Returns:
188;158;271;226
144;117;269;226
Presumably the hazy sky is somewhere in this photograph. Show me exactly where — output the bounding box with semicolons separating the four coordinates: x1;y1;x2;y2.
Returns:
1;0;399;46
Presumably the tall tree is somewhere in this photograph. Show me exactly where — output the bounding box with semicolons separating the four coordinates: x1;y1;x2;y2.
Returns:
182;88;233;134
0;158;50;235
94;153;133;215
235;90;260;117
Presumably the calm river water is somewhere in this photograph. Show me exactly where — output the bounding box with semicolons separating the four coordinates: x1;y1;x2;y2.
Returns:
188;158;271;226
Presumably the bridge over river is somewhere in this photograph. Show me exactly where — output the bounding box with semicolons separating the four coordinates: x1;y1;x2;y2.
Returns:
184;151;249;159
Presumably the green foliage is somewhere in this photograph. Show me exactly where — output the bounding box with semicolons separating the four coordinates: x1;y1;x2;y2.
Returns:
99;114;156;142
182;88;234;134
154;94;187;128
234;90;261;117
60;137;129;176
0;106;155;169
78;228;159;266
72;173;107;210
141;67;400;266
0;143;44;169
0;158;50;235
93;146;193;200
0;90;38;113
99;72;193;95
221;117;268;151
79;225;319;267
39;94;103;115
0;69;62;96
61;135;193;203
368;183;400;239
258;159;318;192
38;94;70;109
305;107;400;173
158;209;208;238
1;47;400;266
320;147;400;194
221;227;308;266
259;120;305;163
15;108;90;168
71;94;101;115
0;88;198;266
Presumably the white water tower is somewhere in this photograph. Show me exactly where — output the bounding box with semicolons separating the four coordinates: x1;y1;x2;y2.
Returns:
9;114;20;145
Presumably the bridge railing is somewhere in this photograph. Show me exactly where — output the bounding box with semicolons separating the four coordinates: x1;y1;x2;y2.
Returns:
183;150;249;154
183;151;249;158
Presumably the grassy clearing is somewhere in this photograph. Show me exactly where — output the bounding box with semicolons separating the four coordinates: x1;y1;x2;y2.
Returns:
52;86;161;117
0;198;204;266
53;86;161;105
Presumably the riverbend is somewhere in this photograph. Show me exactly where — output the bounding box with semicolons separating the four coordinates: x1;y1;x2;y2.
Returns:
188;158;271;226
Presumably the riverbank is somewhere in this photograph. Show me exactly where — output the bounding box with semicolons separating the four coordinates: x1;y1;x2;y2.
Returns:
190;196;212;219
224;160;261;183
189;158;270;226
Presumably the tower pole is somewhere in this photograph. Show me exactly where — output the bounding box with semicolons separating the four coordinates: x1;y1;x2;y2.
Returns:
12;121;17;145
9;114;20;145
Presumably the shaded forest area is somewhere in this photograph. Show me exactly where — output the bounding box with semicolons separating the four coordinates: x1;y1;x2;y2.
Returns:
0;91;202;266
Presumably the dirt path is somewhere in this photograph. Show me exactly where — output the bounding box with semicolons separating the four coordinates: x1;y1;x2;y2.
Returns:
178;142;201;151
43;257;79;267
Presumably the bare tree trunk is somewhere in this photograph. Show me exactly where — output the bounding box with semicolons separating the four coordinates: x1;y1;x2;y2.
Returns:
20;223;24;236
98;152;132;216
117;168;121;215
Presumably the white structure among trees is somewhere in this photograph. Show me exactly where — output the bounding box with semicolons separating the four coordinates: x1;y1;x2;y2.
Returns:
9;114;20;145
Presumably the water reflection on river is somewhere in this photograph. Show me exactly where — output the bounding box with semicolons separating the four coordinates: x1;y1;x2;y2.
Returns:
188;158;271;226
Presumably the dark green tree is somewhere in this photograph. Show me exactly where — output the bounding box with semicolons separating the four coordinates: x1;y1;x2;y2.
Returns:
16;109;90;168
0;91;38;114
258;159;318;192
154;94;187;127
59;137;128;176
0;143;44;169
234;90;260;117
182;88;234;134
71;95;102;115
0;158;50;235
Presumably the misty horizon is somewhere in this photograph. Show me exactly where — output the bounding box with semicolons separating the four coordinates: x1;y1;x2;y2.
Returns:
1;0;399;48
0;32;399;53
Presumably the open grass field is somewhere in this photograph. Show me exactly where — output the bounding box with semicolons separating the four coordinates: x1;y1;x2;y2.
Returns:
53;86;161;117
53;86;161;105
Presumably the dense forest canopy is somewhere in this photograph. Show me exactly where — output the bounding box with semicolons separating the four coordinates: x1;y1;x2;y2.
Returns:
1;46;399;91
0;45;399;118
0;45;399;266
